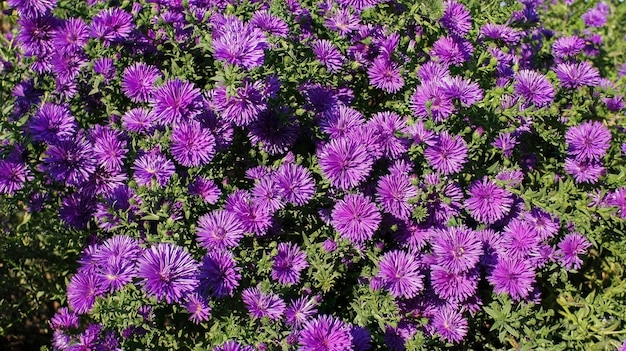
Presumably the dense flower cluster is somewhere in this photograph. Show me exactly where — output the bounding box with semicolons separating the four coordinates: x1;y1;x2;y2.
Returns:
2;0;625;350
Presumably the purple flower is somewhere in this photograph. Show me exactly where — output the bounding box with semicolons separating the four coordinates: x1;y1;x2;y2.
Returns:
606;187;626;219
137;243;199;304
320;104;364;139
42;136;96;187
565;120;611;161
564;158;605;184
439;76;483;106
465;177;514;224
432;226;482;273
502;218;540;259
170;120;216;167
431;306;468;343
513;70;555;107
150;78;202;126
376;172;418;221
200;250;241;298
325;8;360;37
552;35;586;60
488;257;535;300
248;108;300;155
556;233;591;270
241;287;286;320
213;341;255;351
350;326;372;351
184;293;211;324
377;250;424;299
555;61;601;88
439;0;472;37
410;81;455;122
368;111;409;159
67;272;106;314
17;15;58;57
226;191;273;236
252;176;286;213
91;126;127;173
52;18;89;53
331;194;381;244
196;210;244;251
424;131;467;175
430;266;478;302
582;7;608;27
212;16;268;69
298;315;353;351
122;108;155;134
285;296;319;328
132;149;175;187
212;81;267;127
49;307;79;330
250;10;289;37
273;163;316;206
93;57;115;82
8;0;57;17
312;39;344;73
189;176;221;204
272;242;309;285
90;8;134;45
0;158;30;195
317;137;374;190
121;63;161;103
367;57;404;93
430;36;473;67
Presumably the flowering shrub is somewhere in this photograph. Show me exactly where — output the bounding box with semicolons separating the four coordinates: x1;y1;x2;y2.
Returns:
1;0;626;350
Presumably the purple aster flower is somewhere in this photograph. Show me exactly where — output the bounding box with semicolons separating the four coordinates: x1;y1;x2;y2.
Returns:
368;111;409;159
132;149;175;187
8;0;56;17
122;108;155;134
212;16;268;69
492;132;518;157
439;76;484;106
377;250;424;299
317;137;374;190
418;61;450;82
285;296;319;328
272;242;309;285
430;266;478;302
150;78;203;126
603;96;625;112
432;226;481;273
248;107;300;155
184;293;211;324
67;272;106;314
526;208;559;240
488;257;535;300
430;36;473;67
299;315;353;351
465;177;514;224
605;187;626;219
212;81;267;127
92;57;115;82
29;102;77;143
250;10;289;37
50;51;87;83
17;14;58;56
325;8;360;37
200;250;241;298
52;18;89;53
49;307;79;330
384;321;417;351
241;287;286;320
137;243;199;304
552;35;586;60
513;70;555;107
226;191;273;236
196;210;244;251
431;306;468;343
410;81;455;122
121;63;162;103
42;136;96;186
90;8;134;45
439;0;472;37
251;176;286;213
564;158;605;184
502;218;540;259
565;120;611;161
582;7;608;27
273;163;316;206
376;172;418;221
91;126;127;173
213;341;255;351
556;233;591;270
367;57;404;93
555;61;601;88
424;131;467;175
350;326;372;351
320;104;364;139
312;39;345;73
170;120;216;167
189;176;221;204
331;194;381;244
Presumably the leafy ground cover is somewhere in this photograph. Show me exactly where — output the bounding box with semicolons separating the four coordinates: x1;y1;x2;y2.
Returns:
1;0;626;350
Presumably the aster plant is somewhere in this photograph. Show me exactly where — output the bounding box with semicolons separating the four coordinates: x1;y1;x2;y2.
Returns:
1;0;626;350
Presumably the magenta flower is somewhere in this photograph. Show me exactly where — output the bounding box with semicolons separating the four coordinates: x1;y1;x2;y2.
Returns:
432;226;482;273
184;293;211;324
241;287;286;320
556;233;591;270
317;137;374;190
196;210;244;251
565;120;611;162
312;39;344;73
367;57;404;93
465;177;514;224
131;149;175;187
121;63;161;103
170;120;216;167
271;242;309;285
440;0;472;37
431;306;468;343
376;172;419;221
488;257;535;300
513;70;554;107
377;250;424;299
299;315;353;351
212;16;268;69
554;61;601;88
331;193;381;244
273;163;316;206
150;78;202;126
424;131;467;175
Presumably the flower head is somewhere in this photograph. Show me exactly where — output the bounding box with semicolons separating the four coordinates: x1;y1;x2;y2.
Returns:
565;121;611;161
199;250;241;298
555;61;601;88
556;233;591;270
272;242;309;285
377;250;424;299
196;210;244;251
122;63;161;103
513;70;554;107
488;257;535;300
132;149;175;187
299;315;353;351
432;226;482;273
212;16;268;69
424;131;467;175
331;194;381;244
241;287;286;320
317;137;374;190
465;177;514;224
150;78;202;126
170;120;216;167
